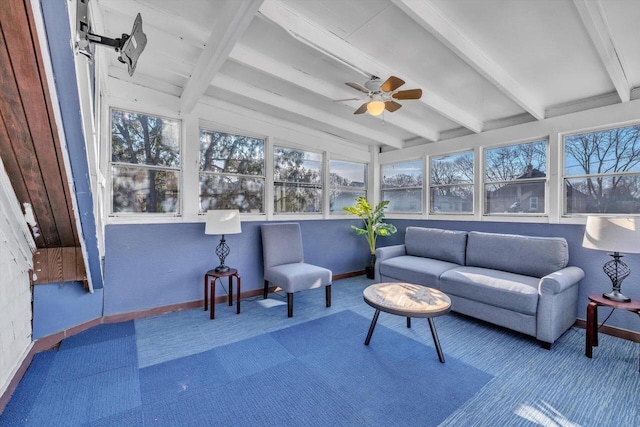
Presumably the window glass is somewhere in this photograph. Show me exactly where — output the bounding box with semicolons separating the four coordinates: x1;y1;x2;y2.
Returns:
484;139;547;214
329;160;366;213
430;152;473;213
381;160;423;213
274;146;323;213
110;109;181;214
564;125;640;214
199;130;265;213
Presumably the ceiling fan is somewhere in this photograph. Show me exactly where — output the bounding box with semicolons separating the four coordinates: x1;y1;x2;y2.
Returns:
341;76;422;116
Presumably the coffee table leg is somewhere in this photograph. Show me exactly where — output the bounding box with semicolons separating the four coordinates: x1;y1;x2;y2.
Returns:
406;317;411;328
365;309;381;345
428;318;445;363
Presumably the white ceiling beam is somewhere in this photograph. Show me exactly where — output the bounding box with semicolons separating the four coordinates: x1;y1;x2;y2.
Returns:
211;74;405;149
179;0;263;114
228;43;440;142
258;0;483;133
573;0;631;103
392;0;546;121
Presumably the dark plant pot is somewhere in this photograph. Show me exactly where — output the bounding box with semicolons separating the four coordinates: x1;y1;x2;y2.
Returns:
365;266;375;280
365;254;376;280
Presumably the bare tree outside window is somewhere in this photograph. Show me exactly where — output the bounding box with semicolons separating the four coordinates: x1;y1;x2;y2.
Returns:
381;160;423;213
274;147;322;213
110;109;180;214
484;140;547;214
564;125;640;214
199;130;265;213
430;152;473;213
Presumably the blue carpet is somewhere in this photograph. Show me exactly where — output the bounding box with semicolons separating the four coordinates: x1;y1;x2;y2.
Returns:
3;276;640;426
136;310;491;426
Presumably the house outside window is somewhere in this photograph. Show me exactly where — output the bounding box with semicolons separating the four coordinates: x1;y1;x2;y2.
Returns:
484;139;547;214
199;129;265;213
564;124;640;215
329;160;367;213
381;160;423;213
110;109;181;214
429;151;473;214
274;146;323;214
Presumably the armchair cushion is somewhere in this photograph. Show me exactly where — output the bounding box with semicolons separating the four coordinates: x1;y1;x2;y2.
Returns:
264;263;332;294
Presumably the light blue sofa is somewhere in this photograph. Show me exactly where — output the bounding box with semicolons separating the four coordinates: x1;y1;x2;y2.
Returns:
375;227;585;348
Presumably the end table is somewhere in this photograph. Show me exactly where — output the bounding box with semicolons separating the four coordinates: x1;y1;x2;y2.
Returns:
204;268;241;319
585;293;640;370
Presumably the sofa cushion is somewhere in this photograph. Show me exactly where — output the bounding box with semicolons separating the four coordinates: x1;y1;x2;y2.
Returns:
465;231;568;277
379;255;458;288
405;227;468;265
440;266;540;315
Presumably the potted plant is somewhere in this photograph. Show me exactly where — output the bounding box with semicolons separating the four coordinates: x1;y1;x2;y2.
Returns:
343;196;397;279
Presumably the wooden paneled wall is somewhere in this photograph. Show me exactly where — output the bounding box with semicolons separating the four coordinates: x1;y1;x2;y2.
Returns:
0;0;85;284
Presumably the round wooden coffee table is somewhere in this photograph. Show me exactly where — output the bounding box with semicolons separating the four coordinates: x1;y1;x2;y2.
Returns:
363;282;451;363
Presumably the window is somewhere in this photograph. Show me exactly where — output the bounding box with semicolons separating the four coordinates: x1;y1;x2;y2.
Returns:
329;160;367;213
564;125;640;215
199;129;265;213
110;109;181;214
274;146;322;213
429;152;473;213
381;160;423;213
484;139;547;214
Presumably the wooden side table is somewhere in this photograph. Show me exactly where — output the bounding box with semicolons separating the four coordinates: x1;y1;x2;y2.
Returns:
585;294;640;369
204;268;241;320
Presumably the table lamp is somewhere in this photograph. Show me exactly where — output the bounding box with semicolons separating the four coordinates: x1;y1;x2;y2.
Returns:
205;210;241;272
582;216;640;302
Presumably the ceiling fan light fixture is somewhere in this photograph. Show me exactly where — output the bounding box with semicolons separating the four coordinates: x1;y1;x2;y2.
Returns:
367;100;385;116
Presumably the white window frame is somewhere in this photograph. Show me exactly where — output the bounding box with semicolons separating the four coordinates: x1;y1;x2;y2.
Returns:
562;123;640;217
482;138;548;216
429;151;474;215
108;107;182;217
198;127;266;214
328;159;367;215
273;144;324;215
381;159;424;214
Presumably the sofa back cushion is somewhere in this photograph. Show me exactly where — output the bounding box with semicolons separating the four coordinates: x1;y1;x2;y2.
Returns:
405;227;467;265
466;231;569;277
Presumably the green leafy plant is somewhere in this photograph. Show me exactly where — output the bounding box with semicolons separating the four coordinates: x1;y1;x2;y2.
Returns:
343;196;397;256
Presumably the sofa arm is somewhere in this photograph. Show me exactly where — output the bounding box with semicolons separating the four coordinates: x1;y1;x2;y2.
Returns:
536;266;584;345
374;244;406;282
539;266;585;295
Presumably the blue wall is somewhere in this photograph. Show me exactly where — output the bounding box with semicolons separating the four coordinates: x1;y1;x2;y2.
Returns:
32;283;103;339
34;218;640;336
103;219;370;315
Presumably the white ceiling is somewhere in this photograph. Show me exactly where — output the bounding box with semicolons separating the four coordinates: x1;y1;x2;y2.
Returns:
91;0;640;151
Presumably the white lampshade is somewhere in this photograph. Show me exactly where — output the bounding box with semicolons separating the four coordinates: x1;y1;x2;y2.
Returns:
367;100;385;116
204;210;241;235
582;216;640;254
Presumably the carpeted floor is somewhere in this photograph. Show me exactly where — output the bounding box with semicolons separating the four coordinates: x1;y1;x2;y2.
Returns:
2;275;639;426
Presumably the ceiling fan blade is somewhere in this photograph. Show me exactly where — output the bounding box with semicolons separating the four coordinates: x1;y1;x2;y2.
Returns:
392;89;422;100
381;76;405;92
346;82;370;93
334;97;362;102
354;102;369;114
385;100;402;112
